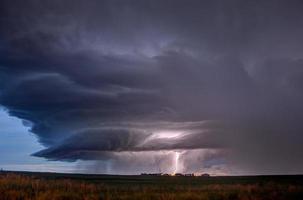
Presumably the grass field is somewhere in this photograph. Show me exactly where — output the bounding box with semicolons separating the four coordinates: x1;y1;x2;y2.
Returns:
0;171;303;200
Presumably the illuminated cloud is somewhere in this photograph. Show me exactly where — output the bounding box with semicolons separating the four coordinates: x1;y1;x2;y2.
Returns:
1;0;303;174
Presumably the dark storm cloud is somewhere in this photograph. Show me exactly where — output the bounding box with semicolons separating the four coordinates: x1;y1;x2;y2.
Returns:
1;0;303;174
32;124;226;160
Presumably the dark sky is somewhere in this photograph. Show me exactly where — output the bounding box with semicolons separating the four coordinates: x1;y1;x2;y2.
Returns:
1;0;303;175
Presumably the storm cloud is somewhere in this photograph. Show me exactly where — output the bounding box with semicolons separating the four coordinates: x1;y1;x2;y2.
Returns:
1;0;303;174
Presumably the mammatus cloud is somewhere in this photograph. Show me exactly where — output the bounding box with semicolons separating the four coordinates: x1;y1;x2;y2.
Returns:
1;0;303;174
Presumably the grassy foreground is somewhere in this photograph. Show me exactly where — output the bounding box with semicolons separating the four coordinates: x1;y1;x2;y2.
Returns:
0;171;303;200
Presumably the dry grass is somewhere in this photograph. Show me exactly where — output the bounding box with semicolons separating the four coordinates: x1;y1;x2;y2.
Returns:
0;173;303;200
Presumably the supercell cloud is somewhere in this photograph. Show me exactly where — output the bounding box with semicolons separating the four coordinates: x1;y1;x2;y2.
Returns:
1;0;303;174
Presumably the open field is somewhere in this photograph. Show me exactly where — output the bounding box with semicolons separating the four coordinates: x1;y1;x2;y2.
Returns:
0;171;303;200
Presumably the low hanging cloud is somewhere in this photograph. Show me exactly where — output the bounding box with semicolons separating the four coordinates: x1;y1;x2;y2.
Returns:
1;0;303;174
32;122;227;161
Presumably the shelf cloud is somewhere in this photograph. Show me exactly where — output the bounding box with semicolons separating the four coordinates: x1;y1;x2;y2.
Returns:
1;0;303;174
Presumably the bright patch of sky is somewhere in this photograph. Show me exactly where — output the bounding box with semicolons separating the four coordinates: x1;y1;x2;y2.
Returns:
0;108;79;173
